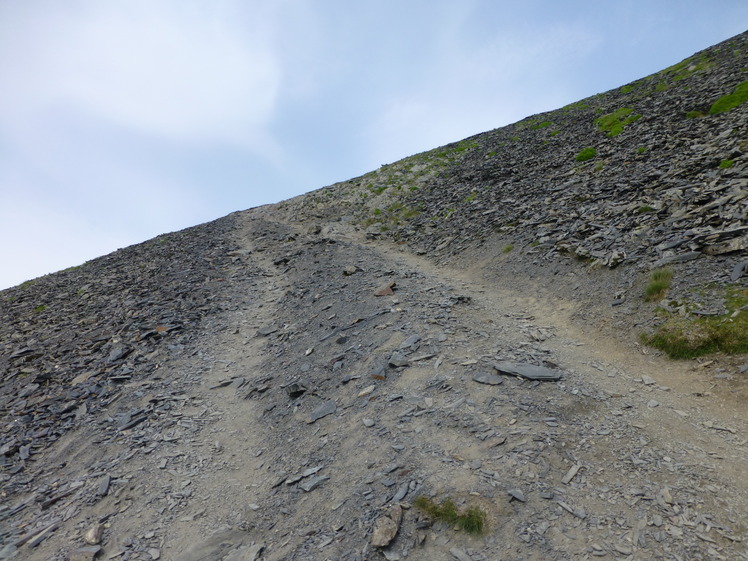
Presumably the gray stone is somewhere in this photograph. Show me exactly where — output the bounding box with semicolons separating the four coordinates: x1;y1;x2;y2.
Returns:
493;361;562;381
388;352;410;368
472;371;503;385
307;400;336;423
299;475;330;492
450;548;473;561
731;261;747;281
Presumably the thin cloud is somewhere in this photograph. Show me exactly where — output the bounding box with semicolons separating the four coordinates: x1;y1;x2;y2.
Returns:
0;1;283;152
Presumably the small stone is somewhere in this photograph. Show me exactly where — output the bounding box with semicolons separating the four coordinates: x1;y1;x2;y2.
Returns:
472;371;503;385
449;547;473;561
299;475;329;492
148;548;161;560
70;545;102;561
391;482;409;502
307;400;336;423
388;352;410;368
374;281;397;296
399;334;422;350
730;262;746;281
641;375;656;385
647;400;660;408
363;418;375;427
493;361;562;381
97;475;111;496
84;523;104;545
371;504;402;547
358;385;376;397
507;489;526;502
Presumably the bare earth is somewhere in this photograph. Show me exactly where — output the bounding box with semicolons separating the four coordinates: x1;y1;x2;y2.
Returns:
15;206;748;561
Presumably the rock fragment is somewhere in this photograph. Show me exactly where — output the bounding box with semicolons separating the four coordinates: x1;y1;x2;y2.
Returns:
472;371;503;385
371;504;402;547
307;400;336;423
493;361;562;381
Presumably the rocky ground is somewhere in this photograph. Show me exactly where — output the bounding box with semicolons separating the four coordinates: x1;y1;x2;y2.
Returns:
1;204;747;561
2;30;747;561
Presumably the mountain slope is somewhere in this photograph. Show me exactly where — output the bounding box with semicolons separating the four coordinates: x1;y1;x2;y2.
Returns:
1;31;747;561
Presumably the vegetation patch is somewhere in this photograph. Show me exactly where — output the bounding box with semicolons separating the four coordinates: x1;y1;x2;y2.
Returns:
642;287;748;358
595;107;642;136
645;268;673;301
709;81;748;114
502;244;513;253
575;147;597;162
413;496;486;535
530;120;553;130
719;159;735;169
662;52;713;81
561;100;590;112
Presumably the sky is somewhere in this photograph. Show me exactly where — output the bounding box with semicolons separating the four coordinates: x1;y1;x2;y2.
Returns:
1;1;746;290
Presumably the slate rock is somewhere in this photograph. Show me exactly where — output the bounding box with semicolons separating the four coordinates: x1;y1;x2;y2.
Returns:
107;343;132;363
70;545;102;561
307;400;336;423
388;352;410;368
472;371;503;385
731;261;747;281
493;361;562;381
299;475;330;492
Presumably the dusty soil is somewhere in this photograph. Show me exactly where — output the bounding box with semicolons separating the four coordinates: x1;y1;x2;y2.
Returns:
8;205;748;561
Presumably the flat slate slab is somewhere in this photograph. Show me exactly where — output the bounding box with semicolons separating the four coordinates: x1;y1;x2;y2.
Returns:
493;361;563;382
472;371;503;385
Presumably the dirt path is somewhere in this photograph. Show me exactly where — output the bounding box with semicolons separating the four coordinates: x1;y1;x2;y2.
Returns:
16;206;748;561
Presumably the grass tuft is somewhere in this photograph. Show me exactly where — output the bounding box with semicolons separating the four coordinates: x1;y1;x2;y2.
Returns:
595;107;642;137
413;496;486;535
645;268;673;301
642;287;748;359
709;81;748;114
575;147;597;162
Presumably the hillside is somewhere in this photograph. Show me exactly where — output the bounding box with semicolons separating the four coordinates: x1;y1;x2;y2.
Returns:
1;31;747;561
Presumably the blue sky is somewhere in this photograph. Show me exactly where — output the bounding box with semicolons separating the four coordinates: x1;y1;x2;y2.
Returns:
1;1;746;290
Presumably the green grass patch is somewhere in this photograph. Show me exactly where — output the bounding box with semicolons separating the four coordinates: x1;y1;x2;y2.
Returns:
561;101;590;112
575;147;597;162
637;205;656;214
719;159;735;169
595;108;642;136
662;52;713;81
530;120;553;130
642;287;748;358
413;496;486;535
645;268;673;301
502;244;513;253
33;305;46;313
637;146;647;154
686;110;707;119
709;81;748;114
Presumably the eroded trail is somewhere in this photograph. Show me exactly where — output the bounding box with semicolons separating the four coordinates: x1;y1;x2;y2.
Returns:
14;207;748;561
